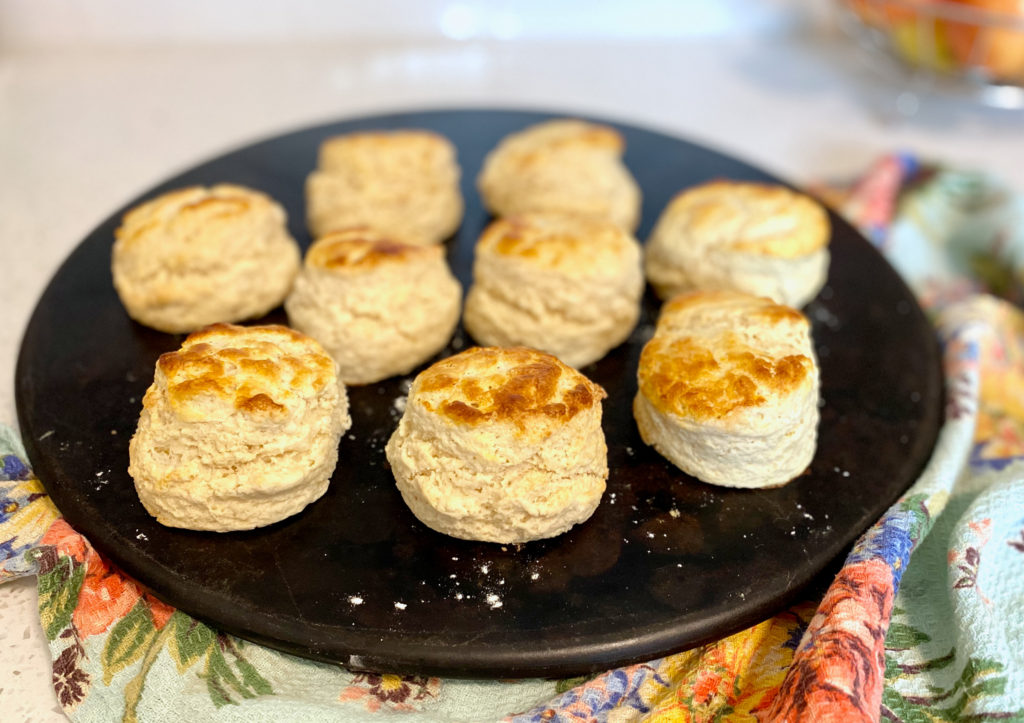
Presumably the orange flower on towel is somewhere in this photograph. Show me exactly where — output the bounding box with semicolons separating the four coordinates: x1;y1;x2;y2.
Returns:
41;519;140;637
767;559;894;722
74;556;140;637
143;591;175;630
691;668;723;705
40;518;87;562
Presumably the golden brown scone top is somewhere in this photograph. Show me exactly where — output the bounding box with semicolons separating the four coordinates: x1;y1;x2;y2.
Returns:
662;181;829;258
413;346;606;429
490;119;625;164
638;291;814;421
151;324;337;423
477;212;638;274
305;227;443;272
317;129;457;175
115;184;285;250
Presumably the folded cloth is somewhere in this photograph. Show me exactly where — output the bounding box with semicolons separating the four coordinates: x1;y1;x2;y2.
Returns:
2;155;1023;722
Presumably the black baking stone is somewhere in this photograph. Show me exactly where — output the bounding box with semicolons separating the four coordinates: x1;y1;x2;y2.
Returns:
16;108;943;678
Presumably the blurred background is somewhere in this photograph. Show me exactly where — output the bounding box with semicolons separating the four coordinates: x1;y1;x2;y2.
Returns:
1;0;1021;719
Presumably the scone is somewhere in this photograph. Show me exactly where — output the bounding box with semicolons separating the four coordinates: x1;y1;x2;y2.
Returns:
633;290;819;488
305;129;463;244
462;212;644;368
284;227;462;385
644;180;830;308
477;118;642;231
112;184;301;334
385;346;608;543
129;323;351;531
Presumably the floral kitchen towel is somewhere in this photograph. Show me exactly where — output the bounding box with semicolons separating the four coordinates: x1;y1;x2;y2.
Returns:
2;155;1024;721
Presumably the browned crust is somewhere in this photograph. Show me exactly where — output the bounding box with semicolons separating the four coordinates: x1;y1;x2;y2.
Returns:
640;292;813;420
638;337;811;419
178;195;251;217
305;228;439;271
415;347;605;427
154;323;335;418
317;129;456;170
661;290;807;325
115;185;274;248
477;212;633;270
319;129;452;152
663;180;830;257
487;216;590;260
504;119;625;155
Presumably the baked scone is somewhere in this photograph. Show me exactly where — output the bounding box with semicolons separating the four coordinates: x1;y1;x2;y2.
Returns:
305;130;463;244
644;180;830;308
284;227;462;385
112;185;301;334
129;324;351;531
385;346;608;543
633;291;819;489
463;212;644;368
477;118;642;231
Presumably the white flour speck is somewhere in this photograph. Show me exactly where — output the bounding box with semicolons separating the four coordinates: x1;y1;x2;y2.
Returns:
393;396;407;414
349;596;364;606
647;532;655;539
669;507;680;518
480;565;489;574
136;532;148;541
530;572;539;581
394;602;407;610
486;594;502;609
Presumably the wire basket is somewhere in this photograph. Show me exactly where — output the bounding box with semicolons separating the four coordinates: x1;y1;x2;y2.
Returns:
837;0;1024;108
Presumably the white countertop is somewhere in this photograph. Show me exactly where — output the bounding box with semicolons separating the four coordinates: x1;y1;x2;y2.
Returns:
2;6;1022;720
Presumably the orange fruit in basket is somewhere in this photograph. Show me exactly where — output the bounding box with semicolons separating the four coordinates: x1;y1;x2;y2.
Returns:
846;0;938;26
943;0;1024;81
890;18;958;69
845;0;957;71
845;0;957;70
